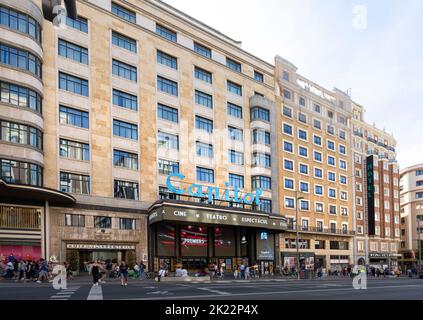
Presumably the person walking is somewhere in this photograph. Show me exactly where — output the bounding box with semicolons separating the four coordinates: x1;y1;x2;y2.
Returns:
91;260;101;286
240;264;246;280
139;261;146;279
220;262;225;279
37;259;48;283
119;261;129;286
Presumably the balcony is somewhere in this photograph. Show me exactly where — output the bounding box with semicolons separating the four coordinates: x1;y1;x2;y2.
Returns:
286;224;355;236
353;131;363;138
0;206;41;231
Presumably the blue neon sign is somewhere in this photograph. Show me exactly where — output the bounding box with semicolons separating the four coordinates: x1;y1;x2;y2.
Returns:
166;173;263;205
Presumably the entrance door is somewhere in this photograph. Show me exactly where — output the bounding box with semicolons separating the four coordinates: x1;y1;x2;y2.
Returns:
182;258;207;273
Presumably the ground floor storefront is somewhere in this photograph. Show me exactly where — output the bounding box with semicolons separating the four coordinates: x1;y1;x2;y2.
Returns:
148;200;287;273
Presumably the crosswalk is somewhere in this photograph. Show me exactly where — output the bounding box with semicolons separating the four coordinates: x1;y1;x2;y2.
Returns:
49;286;80;300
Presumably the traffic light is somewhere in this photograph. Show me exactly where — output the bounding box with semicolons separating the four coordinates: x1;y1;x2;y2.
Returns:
42;0;77;22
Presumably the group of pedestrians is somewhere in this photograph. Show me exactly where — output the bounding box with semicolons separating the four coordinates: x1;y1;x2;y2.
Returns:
88;260;147;286
0;253;52;283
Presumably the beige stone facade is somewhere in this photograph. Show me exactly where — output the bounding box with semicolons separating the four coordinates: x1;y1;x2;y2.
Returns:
0;0;401;271
351;103;401;268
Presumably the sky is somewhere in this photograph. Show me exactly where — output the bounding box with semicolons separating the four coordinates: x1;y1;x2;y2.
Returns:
163;0;423;168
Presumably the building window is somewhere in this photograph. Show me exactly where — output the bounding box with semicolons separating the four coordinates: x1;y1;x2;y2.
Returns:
156;24;177;42
112;59;137;81
0;5;42;41
227;102;243;119
253;129;270;145
60;172;90;194
300;200;309;211
416;170;423;176
340;175;347;184
315;185;323;195
254;71;264;82
229;173;244;188
113;119;138;140
282;71;290;81
259;199;272;213
327;125;334;135
111;2;136;23
195;90;213;108
328;188;336;198
284;141;293;153
330;241;349;250
228;126;243;141
159;186;180;200
417;192;423;199
0;80;42;113
285;197;294;208
1;159;42;186
229;150;244;165
315;239;326;249
113;89;137;111
300;182;309;193
158;131;179;150
194;67;212;84
196;167;214;183
284;178;294;190
119;218;136;230
65;214;85;227
283;89;291;100
252;176;271;190
58;39;88;64
0;43;42;77
196;142;213;158
227;81;242;96
156;50;177;69
299;97;306;106
157;76;178;96
112;31;137;52
299;164;308;175
59;72;88;96
59;105;89;128
194;42;211;58
114;180;139;200
314;151;322;162
283;106;292;118
314;167;323;179
195;116;213;133
340;159;347;170
284;159;294;171
328;156;335;166
298;113;307;123
65;15;88;33
314;104;321;113
1;120;43;150
251;107;270;122
315;203;324;213
327;140;335;151
339;145;346;154
226;57;241;72
283;123;293;135
339;130;346;140
94;216;111;229
113;149;138;170
157;104;178;123
158;159;179;175
329;205;337;215
298;129;307;140
252;153;271;168
314;135;322;146
298;146;308;157
59;139;89;161
313;119;321;130
328;172;336;182
341;207;348;216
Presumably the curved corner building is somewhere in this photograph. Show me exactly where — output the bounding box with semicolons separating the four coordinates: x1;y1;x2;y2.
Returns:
0;0;74;261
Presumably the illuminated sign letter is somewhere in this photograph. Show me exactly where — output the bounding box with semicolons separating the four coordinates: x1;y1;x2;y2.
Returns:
166;173;185;195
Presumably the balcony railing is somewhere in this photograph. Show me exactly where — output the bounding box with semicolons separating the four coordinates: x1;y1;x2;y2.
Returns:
286;224;355;236
353;131;363;138
0;206;41;230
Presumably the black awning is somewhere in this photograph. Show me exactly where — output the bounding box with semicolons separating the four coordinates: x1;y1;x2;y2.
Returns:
0;179;75;207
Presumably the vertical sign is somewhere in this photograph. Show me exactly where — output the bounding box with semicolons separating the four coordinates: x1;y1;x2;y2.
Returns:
366;156;375;235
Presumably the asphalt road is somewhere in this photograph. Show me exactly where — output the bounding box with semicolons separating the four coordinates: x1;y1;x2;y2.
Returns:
0;276;422;300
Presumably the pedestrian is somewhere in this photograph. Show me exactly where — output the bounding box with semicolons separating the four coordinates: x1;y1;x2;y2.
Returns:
18;260;27;281
139;261;146;279
119;260;129;286
245;266;250;279
240;264;245;280
220;262;225;279
91;260;101;286
233;265;238;280
37;258;48;283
